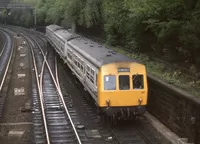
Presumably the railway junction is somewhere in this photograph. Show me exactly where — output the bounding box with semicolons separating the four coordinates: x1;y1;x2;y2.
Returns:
0;25;196;144
0;0;199;143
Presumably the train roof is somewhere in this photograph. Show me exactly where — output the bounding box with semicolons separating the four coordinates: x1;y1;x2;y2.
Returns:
68;37;135;67
54;29;80;42
46;24;63;32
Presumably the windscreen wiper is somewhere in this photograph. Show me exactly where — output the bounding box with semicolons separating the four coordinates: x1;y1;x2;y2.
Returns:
132;73;139;81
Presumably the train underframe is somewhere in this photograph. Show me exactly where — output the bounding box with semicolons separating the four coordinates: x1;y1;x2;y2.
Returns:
98;106;146;125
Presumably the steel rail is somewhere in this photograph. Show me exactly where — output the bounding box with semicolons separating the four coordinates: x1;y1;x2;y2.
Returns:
56;69;82;144
26;36;50;144
0;30;14;92
14;29;76;144
55;56;60;91
136;127;154;144
55;56;82;144
24;31;82;143
34;36;82;144
0;31;7;57
6;26;82;143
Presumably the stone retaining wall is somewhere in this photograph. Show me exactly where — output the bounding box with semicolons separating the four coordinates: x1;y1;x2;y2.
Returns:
147;75;200;144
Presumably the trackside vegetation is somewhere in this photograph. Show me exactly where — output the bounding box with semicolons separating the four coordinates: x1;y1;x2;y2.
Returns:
1;0;199;96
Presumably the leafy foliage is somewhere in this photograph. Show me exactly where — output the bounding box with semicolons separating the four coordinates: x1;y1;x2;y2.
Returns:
35;0;200;67
35;0;102;28
2;0;200;69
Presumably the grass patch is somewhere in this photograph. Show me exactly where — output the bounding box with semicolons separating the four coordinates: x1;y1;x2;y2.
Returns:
107;45;200;97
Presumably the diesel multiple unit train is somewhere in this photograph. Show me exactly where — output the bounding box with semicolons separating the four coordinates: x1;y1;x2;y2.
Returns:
45;25;148;124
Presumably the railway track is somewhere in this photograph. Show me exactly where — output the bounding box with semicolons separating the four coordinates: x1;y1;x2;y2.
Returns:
0;31;6;50
30;27;165;144
18;29;83;143
1;26;168;144
0;29;14;91
0;29;14;118
1;26;84;143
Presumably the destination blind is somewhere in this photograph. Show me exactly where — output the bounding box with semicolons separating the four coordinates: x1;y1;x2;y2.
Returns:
118;68;130;72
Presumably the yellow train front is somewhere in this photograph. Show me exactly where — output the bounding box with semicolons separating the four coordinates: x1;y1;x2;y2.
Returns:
98;62;148;123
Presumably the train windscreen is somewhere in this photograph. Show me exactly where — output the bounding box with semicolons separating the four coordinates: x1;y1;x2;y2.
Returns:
132;75;144;89
119;75;130;90
104;75;116;90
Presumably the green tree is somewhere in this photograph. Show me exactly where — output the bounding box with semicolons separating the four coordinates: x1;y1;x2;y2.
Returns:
33;0;200;67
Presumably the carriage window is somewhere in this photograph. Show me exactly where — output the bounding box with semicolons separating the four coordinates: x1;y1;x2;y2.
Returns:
104;75;116;90
119;75;130;90
67;52;72;60
86;65;94;84
90;77;94;84
80;65;83;71
132;75;144;89
96;74;98;86
91;69;94;76
78;62;80;68
90;69;95;83
87;65;90;71
77;58;80;68
86;65;90;79
61;42;64;51
80;60;84;71
75;60;78;66
73;55;77;63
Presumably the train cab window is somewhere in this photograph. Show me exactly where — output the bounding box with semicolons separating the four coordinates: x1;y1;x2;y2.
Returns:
132;75;144;89
104;75;116;90
119;75;130;90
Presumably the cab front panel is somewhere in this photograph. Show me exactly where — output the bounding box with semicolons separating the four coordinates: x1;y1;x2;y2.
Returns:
98;62;148;107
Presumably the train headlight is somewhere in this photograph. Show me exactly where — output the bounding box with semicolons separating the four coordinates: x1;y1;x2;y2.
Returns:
106;99;110;107
138;98;143;105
